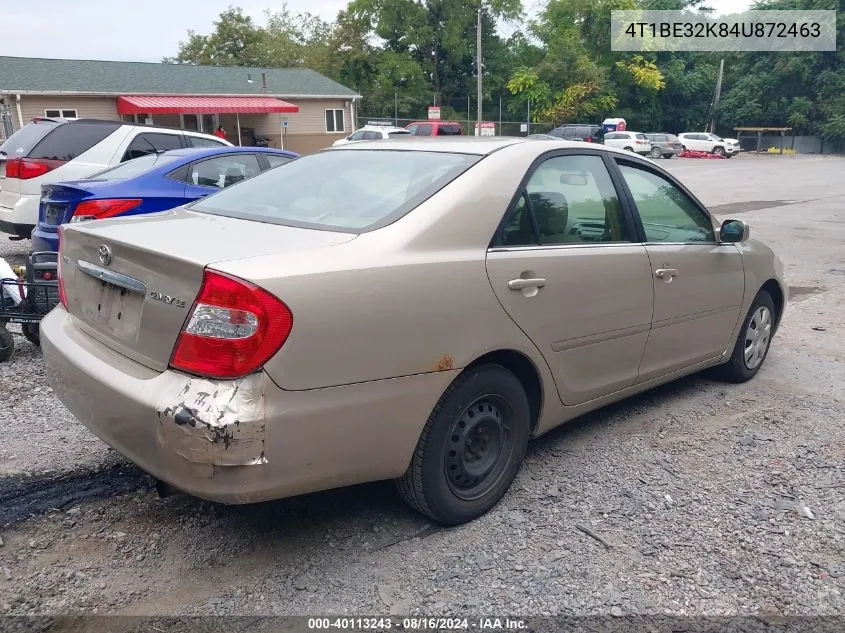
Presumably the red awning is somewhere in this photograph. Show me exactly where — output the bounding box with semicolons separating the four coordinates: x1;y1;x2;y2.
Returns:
117;96;299;115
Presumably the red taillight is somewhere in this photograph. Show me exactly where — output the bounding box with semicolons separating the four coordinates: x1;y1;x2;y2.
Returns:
586;136;593;142
169;270;293;379
57;230;68;310
5;158;65;180
72;199;142;221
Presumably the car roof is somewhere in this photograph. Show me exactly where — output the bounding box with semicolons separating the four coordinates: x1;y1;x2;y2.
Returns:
159;146;297;159
327;136;635;156
406;121;463;125
359;125;409;132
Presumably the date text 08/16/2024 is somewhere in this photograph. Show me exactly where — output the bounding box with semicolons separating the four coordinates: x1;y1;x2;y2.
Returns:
307;618;528;630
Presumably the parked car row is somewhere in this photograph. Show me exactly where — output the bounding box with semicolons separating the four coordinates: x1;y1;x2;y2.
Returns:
0;117;234;239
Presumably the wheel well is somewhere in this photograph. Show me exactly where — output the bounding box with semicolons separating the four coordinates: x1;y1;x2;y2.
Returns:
761;279;785;329
465;350;543;434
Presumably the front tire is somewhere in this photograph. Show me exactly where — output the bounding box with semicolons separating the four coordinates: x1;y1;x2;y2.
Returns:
396;364;530;525
716;290;776;383
713;146;726;157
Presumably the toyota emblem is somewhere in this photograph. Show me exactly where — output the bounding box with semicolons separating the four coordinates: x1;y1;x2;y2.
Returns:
98;244;112;266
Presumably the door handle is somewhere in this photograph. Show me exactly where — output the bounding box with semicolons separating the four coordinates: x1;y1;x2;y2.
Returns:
654;268;678;279
508;277;546;290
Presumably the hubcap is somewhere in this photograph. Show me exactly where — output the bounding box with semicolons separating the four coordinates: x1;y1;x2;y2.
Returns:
445;397;512;500
744;306;772;370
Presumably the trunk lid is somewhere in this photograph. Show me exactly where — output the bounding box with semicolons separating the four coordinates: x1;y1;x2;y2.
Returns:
40;181;113;227
60;208;356;371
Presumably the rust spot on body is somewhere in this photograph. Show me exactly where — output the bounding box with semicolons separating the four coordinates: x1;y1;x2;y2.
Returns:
436;354;454;371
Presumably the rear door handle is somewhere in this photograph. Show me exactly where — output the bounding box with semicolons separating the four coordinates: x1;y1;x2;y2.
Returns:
508;277;546;290
654;268;678;279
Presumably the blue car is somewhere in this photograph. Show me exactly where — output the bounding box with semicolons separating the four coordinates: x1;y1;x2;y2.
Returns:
31;146;297;252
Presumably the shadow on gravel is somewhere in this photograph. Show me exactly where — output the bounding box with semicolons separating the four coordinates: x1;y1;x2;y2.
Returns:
1;372;718;535
0;463;153;528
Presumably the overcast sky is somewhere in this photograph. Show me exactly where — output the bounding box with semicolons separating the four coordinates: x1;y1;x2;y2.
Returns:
5;0;751;63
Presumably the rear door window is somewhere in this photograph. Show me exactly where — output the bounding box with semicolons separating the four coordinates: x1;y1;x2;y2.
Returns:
0;121;60;157
186;135;227;148
437;124;462;136
188;154;262;189
264;154;293;169
122;133;184;161
27;121;121;161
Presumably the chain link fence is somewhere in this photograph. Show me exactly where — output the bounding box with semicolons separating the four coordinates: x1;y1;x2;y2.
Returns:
359;94;558;137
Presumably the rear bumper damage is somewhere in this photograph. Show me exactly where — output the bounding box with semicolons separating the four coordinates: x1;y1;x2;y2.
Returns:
40;307;454;504
155;374;267;467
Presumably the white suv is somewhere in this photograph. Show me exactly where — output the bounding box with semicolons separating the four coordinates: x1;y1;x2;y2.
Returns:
677;132;740;157
602;131;652;155
0;118;232;238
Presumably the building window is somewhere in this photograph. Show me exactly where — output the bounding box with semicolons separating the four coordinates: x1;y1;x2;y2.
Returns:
325;109;344;133
45;109;78;119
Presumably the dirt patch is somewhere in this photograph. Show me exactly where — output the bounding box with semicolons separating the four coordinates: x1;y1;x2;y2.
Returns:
0;464;151;528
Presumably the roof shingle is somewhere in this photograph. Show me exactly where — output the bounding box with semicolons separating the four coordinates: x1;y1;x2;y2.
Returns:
0;56;359;98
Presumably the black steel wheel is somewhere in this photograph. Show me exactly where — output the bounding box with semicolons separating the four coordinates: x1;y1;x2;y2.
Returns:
396;364;530;525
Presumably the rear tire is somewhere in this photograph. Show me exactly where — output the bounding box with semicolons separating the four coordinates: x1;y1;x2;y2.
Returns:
649;146;662;159
716;290;776;383
0;327;14;363
623;146;634;152
396;364;530;525
22;323;40;346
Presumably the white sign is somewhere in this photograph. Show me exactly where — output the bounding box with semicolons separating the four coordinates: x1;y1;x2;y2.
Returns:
520;123;528;133
428;106;441;120
475;122;496;137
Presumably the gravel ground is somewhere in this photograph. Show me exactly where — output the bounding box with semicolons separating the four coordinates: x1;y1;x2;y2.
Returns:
0;153;843;619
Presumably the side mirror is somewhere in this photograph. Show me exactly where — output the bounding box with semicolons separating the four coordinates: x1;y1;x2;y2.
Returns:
720;219;750;243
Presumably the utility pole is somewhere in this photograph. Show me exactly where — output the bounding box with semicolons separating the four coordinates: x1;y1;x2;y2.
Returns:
526;99;530;135
710;58;724;134
476;2;483;135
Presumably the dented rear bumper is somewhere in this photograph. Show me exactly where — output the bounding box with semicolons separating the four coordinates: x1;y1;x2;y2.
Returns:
40;307;454;504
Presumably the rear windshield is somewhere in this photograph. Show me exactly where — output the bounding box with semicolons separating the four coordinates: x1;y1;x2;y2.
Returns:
86;152;182;181
388;130;411;137
667;134;680;141
0;121;59;157
636;133;647;140
189;150;479;232
28;121;121;161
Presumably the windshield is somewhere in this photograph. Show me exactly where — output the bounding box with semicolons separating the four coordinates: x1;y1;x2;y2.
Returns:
0;121;59;157
189;149;479;232
86;152;182;181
